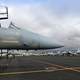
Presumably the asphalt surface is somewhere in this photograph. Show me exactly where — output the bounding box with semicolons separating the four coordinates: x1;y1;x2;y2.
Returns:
0;56;80;80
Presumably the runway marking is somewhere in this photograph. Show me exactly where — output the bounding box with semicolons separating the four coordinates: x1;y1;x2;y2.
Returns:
30;59;80;73
0;67;80;76
0;58;80;76
65;68;80;73
71;67;80;69
0;69;65;76
30;59;66;68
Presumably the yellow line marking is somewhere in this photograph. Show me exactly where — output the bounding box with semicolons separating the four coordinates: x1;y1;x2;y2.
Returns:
71;67;80;69
65;68;80;73
30;59;80;73
0;59;80;76
30;59;66;68
0;69;65;76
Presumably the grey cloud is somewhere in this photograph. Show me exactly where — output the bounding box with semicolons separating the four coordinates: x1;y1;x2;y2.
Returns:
1;4;80;47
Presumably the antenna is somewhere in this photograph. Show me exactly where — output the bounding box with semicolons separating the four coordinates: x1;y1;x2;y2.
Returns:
9;22;21;30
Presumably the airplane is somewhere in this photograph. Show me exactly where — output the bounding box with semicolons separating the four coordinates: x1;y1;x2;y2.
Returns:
0;6;63;50
0;22;63;59
0;22;63;50
0;6;63;58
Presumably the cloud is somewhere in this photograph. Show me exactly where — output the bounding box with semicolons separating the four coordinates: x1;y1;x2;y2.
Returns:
1;2;80;47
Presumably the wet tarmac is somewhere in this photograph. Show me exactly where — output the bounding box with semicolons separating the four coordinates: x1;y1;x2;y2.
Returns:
0;56;80;80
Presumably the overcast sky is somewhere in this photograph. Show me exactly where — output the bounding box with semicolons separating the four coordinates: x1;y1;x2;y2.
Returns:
0;0;80;47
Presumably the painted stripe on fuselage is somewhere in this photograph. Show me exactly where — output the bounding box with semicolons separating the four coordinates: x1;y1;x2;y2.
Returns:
0;40;19;43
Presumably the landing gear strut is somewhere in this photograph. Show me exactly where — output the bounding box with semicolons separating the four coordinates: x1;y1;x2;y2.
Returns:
0;49;3;59
6;53;15;59
6;49;15;59
0;49;15;59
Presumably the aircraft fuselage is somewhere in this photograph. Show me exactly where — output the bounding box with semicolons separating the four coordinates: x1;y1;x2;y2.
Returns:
0;28;63;50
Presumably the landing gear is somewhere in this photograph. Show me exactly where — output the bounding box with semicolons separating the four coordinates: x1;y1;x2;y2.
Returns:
0;49;3;59
0;49;15;59
6;49;15;59
6;53;15;59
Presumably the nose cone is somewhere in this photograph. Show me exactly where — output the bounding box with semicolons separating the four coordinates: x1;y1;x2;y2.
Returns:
49;43;64;49
41;42;63;49
39;38;64;49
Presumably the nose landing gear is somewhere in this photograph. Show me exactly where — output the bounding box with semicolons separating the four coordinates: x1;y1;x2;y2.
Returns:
6;53;15;59
0;49;15;59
